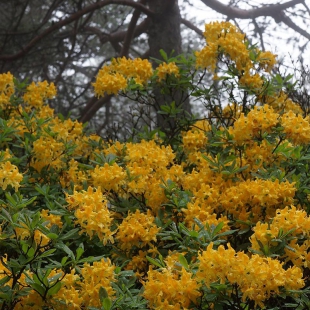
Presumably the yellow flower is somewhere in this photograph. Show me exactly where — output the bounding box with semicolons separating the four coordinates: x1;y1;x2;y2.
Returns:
156;62;180;81
126;140;175;170
239;72;263;91
257;51;277;72
220;179;296;222
78;258;116;308
112;57;153;84
0;72;14;108
52;269;81;309
66;187;115;245
0;160;23;191
263;91;303;114
60;159;87;190
196;22;250;73
23;80;56;108
251;206;310;268
93;57;153;97
93;71;127;96
116;209;159;250
281;110;310;144
31;136;65;172
41;209;63;228
196;243;304;308
229;104;279;144
143;266;201;309
182;120;210;151
90;163;126;192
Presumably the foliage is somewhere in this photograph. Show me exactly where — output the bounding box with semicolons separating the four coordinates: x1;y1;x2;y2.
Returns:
0;21;310;309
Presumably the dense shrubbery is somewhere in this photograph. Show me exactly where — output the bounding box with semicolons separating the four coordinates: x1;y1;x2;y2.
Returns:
0;21;310;309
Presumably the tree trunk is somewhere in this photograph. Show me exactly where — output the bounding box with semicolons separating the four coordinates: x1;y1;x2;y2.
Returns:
147;0;191;135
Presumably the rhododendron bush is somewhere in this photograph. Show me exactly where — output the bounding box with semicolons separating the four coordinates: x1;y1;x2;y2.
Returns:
0;21;310;309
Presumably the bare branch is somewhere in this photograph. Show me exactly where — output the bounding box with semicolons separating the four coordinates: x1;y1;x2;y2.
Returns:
0;0;154;62
201;0;304;19
79;95;113;123
276;11;310;41
121;0;147;57
181;18;204;37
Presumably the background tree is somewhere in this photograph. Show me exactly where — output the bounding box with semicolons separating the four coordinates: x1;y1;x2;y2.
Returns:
0;0;309;138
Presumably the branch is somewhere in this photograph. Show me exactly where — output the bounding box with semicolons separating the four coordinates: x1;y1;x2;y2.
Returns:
0;0;154;61
120;0;147;57
276;11;310;41
181;18;203;37
201;0;304;19
79;95;113;123
83;18;150;51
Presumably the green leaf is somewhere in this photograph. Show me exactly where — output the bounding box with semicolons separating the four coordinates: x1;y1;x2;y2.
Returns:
212;222;224;235
76;246;84;261
59;228;80;241
56;243;75;260
27;247;35;258
102;297;112;310
46;233;58;240
99;286;109;301
47;272;63;284
0;276;10;286
30;283;45;297
178;254;189;269
159;49;168;61
146;256;165;268
47;281;62;296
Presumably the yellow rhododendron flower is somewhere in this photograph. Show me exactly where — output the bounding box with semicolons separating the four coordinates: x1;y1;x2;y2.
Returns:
251;205;310;267
91;163;126;192
0;157;23;192
116;209;159;250
0;72;14;108
196;243;304;308
93;57;153;96
257;50;277;72
156;62;180;81
93;71;127;96
143;266;201;309
229;104;279;144
220;179;296;222
281;110;310;144
31;135;66;172
182;120;210;151
66;186;115;245
23;80;56;108
78;258;116;308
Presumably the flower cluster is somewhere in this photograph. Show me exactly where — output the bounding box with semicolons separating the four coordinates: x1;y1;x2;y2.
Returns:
23;80;57;108
93;57;153;96
156;62;180;81
195;21;276;94
143;266;201;309
196;243;304;308
229;105;279;144
182;120;210;151
281;110;310;144
220;179;296;222
0;151;23;191
66;187;115;245
91;163;126;192
116;209;159;250
251;206;310;267
0;72;14;108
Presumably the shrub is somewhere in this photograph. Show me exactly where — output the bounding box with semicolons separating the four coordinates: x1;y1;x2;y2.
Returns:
0;21;309;309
